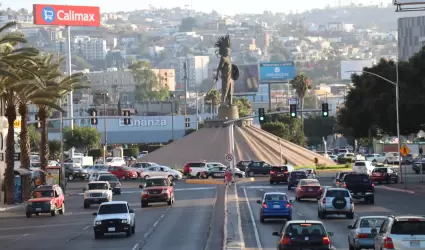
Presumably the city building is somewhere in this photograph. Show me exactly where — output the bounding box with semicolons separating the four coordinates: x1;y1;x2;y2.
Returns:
55;36;107;61
151;69;176;91
169;56;209;90
398;16;425;61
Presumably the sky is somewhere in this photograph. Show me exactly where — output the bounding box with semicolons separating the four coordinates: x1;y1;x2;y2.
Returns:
6;0;394;15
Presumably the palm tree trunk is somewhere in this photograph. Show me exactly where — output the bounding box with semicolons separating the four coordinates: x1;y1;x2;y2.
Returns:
18;103;31;201
4;102;16;205
299;96;305;129
38;108;49;184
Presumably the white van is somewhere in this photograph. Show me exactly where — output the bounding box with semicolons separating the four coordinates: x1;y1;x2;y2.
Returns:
352;161;374;175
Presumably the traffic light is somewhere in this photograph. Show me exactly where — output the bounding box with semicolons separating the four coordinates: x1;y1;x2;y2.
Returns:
123;110;131;125
258;108;265;123
90;109;98;125
322;103;329;117
185;118;190;127
34;115;41;128
290;104;297;118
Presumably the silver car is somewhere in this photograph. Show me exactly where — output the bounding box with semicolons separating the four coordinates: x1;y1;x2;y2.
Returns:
317;187;354;219
374;215;425;250
347;216;386;249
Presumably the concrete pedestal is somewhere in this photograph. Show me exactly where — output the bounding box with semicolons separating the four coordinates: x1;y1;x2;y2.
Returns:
218;105;239;120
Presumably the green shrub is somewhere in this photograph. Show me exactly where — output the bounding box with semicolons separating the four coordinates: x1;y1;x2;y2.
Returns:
88;149;101;158
123;148;139;157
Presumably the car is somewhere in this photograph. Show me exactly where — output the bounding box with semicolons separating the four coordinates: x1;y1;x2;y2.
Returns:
83;164;108;175
89;171;110;181
92;201;135;239
182;162;210;178
108;166;138;180
329;155;338;163
295;179;322;201
269;165;294;184
299;168;318;179
140;176;175;207
337;153;355;164
412;156;425;174
257;192;293;223
342;173;375;204
64;163;88;181
352;161;375;175
374;215;425;250
83;181;113;209
317;187;354;219
333;171;351;187
140;166;178;181
201;166;245;179
245;161;273;177
287;171;308;190
365;153;387;164
159;166;183;179
105;157;126;166
97;174;121;194
236;160;252;171
371;167;398;183
383;152;400;165
25;185;65;218
272;220;334;249
347;216;387;250
402;153;416;165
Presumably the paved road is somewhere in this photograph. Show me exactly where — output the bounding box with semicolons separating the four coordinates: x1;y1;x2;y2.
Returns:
0;180;224;250
238;176;425;250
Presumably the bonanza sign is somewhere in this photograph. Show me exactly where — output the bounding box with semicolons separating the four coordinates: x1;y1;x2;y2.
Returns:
33;4;100;27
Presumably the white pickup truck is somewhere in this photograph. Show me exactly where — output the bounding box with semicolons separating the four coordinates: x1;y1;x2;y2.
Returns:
83;181;113;208
92;201;136;239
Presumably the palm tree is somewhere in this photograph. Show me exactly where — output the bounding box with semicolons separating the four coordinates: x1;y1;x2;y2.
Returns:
290;73;312;127
205;90;220;118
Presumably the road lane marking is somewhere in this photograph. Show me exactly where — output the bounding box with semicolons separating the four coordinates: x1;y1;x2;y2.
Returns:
3;233;28;248
76;187;217;195
223;183;228;249
243;188;262;249
232;184;245;249
297;212;302;216
376;185;415;194
243;186;278;189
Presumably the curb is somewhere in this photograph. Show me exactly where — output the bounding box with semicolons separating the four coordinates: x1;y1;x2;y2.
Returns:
224;183;245;250
223;183;228;250
186;179;225;185
0;203;25;212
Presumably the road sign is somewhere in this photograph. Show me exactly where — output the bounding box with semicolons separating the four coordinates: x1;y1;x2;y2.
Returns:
288;98;299;106
225;154;233;162
400;144;411;156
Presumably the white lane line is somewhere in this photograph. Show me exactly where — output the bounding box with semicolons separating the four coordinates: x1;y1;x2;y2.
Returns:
234;184;245;249
243;188;262;250
77;187;217;195
223;184;228;250
243;186;276;189
297;212;302;216
3;233;28;248
376;185;415;194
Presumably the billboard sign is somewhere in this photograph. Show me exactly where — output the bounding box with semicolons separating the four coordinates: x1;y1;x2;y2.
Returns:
340;60;374;80
216;64;260;94
259;61;296;82
394;0;425;5
33;4;100;27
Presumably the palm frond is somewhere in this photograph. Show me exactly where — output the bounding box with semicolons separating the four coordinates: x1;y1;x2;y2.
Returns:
32;99;64;112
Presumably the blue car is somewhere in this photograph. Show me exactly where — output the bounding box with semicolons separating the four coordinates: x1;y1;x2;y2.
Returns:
257;192;293;223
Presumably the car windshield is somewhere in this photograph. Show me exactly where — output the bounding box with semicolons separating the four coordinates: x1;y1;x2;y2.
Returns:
326;190;349;197
373;168;387;173
98;204;128;215
285;223;326;237
300;179;320;186
359;218;385;228
265;194;287;201
106;158;112;162
390;221;425;235
32;190;53;198
145;178;167;187
355;162;366;166
98;175;118;182
88;183;108;190
122;167;130;170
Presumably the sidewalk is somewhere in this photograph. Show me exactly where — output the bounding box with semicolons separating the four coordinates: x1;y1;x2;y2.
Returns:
378;183;425;194
0;202;25;212
224;184;245;250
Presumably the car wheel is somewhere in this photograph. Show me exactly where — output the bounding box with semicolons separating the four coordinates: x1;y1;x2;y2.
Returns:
260;216;265;223
126;227;132;237
94;232;102;239
368;198;374;204
50;206;57;216
68;174;74;181
248;171;255;177
131;224;135;234
141;202;148;208
196;173;201;179
144;175;150;180
59;203;65;215
168;175;174;181
84;202;90;209
286;216;292;221
167;198;173;206
121;176;127;181
26;212;32;218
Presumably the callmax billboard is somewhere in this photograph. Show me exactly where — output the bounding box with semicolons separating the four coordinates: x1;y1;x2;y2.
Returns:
33;4;100;27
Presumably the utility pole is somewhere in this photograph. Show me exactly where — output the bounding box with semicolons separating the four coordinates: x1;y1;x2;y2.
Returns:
184;60;188;130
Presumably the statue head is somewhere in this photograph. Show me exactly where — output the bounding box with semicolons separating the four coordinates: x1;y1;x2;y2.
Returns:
214;34;231;57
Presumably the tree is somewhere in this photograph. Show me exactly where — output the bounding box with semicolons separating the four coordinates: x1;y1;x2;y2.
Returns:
290;73;312;126
29;126;41;151
63;126;102;154
205;90;220;117
129;60;169;101
233;97;252;117
179;17;197;32
48;140;61;160
263;114;306;146
304;115;337;146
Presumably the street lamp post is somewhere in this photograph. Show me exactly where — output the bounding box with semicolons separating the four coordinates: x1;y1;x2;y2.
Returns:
346;66;402;183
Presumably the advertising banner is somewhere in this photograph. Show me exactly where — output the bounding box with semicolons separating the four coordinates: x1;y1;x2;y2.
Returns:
259;61;296;82
215;64;259;94
46;168;60;185
33;4;100;27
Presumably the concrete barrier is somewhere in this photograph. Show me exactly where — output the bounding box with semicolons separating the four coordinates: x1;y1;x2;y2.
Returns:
186;179;225;185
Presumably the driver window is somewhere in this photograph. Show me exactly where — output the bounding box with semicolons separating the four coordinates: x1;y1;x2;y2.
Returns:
160;167;166;172
353;219;359;228
149;167;157;171
379;219;389;233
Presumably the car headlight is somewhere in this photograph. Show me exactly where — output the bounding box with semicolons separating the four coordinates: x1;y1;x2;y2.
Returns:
121;219;128;223
95;221;102;225
161;189;169;194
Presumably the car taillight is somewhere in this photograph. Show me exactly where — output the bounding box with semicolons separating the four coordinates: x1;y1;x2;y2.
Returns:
322;198;326;204
356;233;369;238
262;202;267;208
284;171;288;174
270;171;276;174
280;236;291;244
383;237;394;249
285;202;291;208
371;183;374;187
343;183;347;187
322;236;331;245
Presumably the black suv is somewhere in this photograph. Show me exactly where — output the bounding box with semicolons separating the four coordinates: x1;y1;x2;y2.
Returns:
245;161;272;177
236;161;252;171
342;173;374;204
287;171;308;190
64;163;88;181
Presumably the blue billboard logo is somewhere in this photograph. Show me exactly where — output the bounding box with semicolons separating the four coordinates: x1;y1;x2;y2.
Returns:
41;7;56;23
259;61;296;82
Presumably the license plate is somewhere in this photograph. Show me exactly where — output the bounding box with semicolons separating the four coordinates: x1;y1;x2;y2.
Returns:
35;208;41;211
273;205;280;208
410;240;420;247
278;174;284;176
308;189;313;191
93;199;99;201
108;227;115;232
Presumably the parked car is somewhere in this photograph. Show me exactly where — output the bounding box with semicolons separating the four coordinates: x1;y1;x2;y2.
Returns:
107;166;138;180
64;163;88;181
384;152;400;165
371;167;398;183
139;166;178;181
83;164;108;175
183;162;209;178
105;157;126;167
365;153;386;164
236;160;252;171
412;156;425;174
337;153;355;164
201;166;245;179
26;185;65;218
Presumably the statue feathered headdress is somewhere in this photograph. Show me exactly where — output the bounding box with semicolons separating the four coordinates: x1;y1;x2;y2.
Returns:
214;34;230;58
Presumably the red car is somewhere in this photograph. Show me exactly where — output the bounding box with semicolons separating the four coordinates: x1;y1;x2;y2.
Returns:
140;176;175;207
371;167;399;183
295;179;322;201
108;166;138;180
25;185;65;218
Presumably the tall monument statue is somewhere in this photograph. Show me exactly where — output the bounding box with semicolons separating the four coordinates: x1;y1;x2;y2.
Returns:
214;35;239;107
